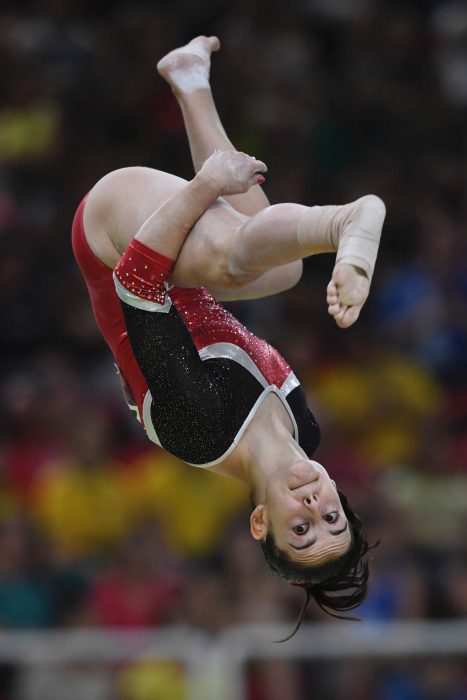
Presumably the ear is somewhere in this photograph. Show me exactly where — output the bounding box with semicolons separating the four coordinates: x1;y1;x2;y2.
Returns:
250;504;268;541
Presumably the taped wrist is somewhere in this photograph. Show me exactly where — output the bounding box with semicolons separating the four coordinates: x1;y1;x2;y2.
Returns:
113;239;175;312
297;195;385;281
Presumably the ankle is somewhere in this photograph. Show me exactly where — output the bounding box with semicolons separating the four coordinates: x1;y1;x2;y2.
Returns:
296;204;347;254
335;195;385;281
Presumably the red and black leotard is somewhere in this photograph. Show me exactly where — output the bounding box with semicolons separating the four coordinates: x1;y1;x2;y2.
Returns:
72;196;320;467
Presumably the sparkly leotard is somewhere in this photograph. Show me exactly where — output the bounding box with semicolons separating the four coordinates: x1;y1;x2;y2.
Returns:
72;196;320;467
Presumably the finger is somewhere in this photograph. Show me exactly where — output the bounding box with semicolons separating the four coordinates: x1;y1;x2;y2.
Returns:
248;174;265;189
252;158;268;173
328;302;341;316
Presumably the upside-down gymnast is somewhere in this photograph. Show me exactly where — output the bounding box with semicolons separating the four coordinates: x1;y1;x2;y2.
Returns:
72;36;385;637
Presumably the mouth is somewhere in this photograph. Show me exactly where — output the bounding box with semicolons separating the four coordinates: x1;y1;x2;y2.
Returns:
290;479;310;491
286;461;322;490
289;473;320;492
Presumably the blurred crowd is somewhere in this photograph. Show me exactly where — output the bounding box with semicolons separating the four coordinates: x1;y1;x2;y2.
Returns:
1;0;467;698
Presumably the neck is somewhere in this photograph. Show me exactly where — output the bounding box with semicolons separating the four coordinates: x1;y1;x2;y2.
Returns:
213;393;307;500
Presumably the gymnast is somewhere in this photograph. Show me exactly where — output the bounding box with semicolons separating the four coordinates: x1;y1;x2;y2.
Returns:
72;36;385;637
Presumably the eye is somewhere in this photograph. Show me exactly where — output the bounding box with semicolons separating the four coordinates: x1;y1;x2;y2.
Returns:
293;523;309;535
323;511;338;524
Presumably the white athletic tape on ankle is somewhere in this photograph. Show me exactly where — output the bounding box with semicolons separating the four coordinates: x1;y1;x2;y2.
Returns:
297;195;385;281
335;196;385;280
297;204;343;252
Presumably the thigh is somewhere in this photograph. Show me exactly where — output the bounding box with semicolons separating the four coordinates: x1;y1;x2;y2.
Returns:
83;166;188;268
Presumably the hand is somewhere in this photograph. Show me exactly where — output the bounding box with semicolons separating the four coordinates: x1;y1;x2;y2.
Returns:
198;149;268;196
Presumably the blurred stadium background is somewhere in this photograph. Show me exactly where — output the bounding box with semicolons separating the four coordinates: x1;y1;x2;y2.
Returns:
1;0;467;698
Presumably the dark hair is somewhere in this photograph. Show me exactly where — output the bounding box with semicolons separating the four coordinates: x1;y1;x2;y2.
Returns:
259;490;377;641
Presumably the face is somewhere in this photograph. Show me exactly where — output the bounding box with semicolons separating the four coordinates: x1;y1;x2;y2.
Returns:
250;459;351;565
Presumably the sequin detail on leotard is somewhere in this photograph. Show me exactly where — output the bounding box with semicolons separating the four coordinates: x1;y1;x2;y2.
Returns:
114;238;175;305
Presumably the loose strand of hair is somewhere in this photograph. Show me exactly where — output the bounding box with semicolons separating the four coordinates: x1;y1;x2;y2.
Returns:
274;588;312;643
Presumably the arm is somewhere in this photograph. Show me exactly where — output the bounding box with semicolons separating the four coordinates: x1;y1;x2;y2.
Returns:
135;150;267;261
134;173;220;261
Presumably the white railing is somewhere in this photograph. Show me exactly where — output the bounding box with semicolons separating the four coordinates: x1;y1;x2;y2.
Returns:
1;621;466;700
211;620;467;700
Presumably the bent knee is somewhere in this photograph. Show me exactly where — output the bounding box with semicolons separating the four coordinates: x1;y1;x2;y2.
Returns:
282;260;303;290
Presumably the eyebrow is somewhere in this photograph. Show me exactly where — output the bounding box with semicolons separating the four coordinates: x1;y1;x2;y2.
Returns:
290;521;349;551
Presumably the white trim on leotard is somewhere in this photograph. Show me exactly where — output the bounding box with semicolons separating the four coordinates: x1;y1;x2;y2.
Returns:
280;371;300;397
142;389;162;447
198;342;269;388
113;273;173;313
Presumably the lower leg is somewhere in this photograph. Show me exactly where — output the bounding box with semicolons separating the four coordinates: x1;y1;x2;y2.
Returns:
229;195;386;329
228;203;310;276
230;196;385;282
158;36;269;215
179;90;239;172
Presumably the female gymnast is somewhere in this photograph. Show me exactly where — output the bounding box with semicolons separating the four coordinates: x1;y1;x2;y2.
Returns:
72;36;385;637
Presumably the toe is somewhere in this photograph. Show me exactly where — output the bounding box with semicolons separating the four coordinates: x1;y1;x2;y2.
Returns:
327;279;337;295
328;302;341;316
208;36;221;52
344;305;361;327
337;305;361;329
334;305;347;325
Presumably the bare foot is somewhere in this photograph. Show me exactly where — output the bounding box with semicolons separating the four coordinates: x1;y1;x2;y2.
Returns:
326;263;370;329
157;35;220;95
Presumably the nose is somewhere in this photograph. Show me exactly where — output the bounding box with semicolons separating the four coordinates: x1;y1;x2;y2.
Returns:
303;487;319;507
